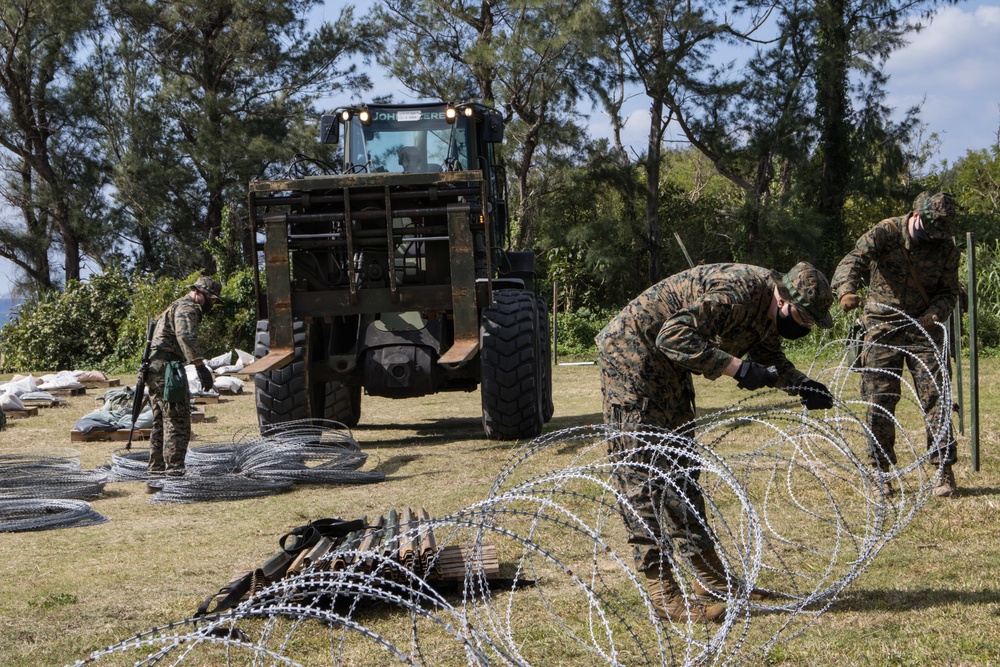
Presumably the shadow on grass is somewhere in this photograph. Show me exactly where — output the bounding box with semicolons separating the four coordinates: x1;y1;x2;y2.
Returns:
831;586;1000;613
951;485;1000;498
355;416;483;440
375;454;423;477
544;413;603;432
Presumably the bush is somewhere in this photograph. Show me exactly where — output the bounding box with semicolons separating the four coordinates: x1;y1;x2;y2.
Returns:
0;271;132;372
964;240;1000;353
0;269;257;374
554;307;611;360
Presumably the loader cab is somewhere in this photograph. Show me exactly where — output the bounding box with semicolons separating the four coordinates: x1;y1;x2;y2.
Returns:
321;101;509;249
324;102;503;175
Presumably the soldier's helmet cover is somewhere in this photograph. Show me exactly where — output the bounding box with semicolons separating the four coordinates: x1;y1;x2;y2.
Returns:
913;191;958;239
778;262;834;329
189;275;223;303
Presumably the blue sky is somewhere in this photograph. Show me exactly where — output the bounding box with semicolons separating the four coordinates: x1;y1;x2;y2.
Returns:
2;1;998;300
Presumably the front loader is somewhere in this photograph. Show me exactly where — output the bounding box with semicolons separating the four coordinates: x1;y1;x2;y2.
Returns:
245;102;552;440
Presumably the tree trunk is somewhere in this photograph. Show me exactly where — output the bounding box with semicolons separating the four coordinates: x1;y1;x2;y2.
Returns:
645;97;664;285
813;0;851;268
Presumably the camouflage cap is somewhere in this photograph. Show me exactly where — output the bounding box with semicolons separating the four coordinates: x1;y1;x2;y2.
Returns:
913;191;958;239
778;262;834;329
189;275;223;302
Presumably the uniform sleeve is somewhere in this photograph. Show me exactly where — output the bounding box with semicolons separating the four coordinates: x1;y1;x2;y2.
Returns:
832;221;893;298
654;291;744;380
172;303;205;363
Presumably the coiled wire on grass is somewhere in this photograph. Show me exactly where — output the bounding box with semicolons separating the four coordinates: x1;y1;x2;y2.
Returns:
0;499;108;532
100;419;385;503
0;451;108;500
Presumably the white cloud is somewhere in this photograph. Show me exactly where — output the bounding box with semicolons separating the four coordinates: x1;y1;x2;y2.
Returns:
884;3;1000;162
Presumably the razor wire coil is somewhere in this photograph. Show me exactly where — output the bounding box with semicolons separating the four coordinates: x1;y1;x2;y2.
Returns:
48;309;962;665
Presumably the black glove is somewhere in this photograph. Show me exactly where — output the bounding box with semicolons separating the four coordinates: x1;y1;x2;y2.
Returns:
795;378;834;410
195;364;214;392
735;360;779;390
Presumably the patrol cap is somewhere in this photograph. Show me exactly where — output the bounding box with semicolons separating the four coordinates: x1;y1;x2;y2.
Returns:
189;275;223;303
913;191;957;239
778;262;834;329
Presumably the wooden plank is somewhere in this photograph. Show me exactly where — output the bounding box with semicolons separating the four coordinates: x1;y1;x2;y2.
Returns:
5;407;39;419
193;395;220;404
48;386;86;397
20;397;69;408
434;543;500;580
70;428;151;442
79;378;121;389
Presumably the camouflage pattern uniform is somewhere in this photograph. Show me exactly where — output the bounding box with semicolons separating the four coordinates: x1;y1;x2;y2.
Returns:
145;294;207;475
832;192;960;470
596;263;828;570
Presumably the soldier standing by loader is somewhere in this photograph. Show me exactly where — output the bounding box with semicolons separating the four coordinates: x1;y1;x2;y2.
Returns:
596;262;835;623
832;191;961;498
144;275;221;483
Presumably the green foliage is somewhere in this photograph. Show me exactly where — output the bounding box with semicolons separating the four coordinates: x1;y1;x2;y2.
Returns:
943;145;1000;246
554;307;610;360
0;271;132;372
0;269;257;373
204;206;248;282
963;240;1000;353
97;0;376;278
532;141;647;310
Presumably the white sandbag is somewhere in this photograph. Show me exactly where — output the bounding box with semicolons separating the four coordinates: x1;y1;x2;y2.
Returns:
206;351;233;369
1;392;26;410
38;378;84;391
186;364;219;396
75;370;108;382
19;391;56;401
235;349;255;367
213;375;244;393
6;375;38;395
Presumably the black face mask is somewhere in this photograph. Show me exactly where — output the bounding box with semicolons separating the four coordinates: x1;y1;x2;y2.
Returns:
912;223;932;244
776;306;812;340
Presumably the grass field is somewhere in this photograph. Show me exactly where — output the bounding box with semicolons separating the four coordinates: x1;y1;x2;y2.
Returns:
1;357;999;666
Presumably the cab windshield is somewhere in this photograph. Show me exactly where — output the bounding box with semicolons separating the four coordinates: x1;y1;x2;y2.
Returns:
345;106;471;173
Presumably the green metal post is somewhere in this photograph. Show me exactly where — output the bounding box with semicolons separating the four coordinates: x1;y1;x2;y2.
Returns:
951;308;964;435
966;233;979;471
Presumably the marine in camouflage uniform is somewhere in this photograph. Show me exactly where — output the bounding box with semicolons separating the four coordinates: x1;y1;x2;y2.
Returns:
596;262;834;574
832;192;960;496
145;276;222;476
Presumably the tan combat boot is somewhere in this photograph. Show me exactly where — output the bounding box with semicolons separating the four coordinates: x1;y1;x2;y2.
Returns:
643;566;726;623
873;463;895;498
689;547;775;601
932;464;957;497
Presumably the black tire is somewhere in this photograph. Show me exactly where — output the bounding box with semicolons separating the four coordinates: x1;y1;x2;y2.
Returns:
325;382;362;427
480;289;544;440
536;295;554;423
254;320;309;427
255;320;362;428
